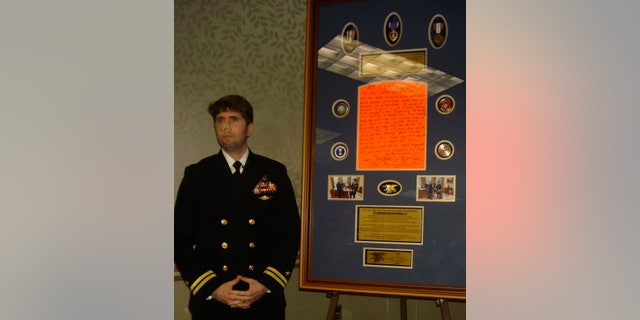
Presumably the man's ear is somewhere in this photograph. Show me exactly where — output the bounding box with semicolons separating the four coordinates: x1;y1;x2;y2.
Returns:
246;123;255;137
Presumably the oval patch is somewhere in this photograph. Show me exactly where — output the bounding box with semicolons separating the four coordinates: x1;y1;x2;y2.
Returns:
377;180;402;196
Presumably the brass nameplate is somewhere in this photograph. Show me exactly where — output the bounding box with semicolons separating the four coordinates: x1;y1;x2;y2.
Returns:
364;248;413;268
360;49;426;77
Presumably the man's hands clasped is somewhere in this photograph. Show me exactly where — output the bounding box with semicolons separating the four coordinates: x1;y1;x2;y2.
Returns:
211;275;269;309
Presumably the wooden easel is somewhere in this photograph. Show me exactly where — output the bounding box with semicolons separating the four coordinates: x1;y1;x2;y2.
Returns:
436;298;452;320
325;292;340;320
325;292;452;320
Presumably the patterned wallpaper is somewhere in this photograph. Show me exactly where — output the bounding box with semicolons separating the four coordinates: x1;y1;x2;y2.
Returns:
174;0;308;204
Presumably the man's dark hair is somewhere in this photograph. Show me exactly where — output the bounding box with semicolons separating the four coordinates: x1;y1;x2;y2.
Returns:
207;95;254;124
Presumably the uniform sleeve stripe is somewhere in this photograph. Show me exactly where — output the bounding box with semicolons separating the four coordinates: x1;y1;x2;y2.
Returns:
265;266;287;283
264;269;286;288
264;267;287;288
191;273;216;295
190;270;215;292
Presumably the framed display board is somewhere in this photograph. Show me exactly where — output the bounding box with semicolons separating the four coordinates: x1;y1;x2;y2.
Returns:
300;0;466;300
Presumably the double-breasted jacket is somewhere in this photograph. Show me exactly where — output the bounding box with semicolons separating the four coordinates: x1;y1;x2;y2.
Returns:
174;151;300;318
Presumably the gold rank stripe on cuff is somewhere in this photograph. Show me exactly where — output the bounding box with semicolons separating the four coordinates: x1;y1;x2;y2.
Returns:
264;266;287;288
190;270;217;295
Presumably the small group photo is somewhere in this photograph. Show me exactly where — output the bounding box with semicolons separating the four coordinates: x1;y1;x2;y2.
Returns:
416;175;456;202
327;175;364;200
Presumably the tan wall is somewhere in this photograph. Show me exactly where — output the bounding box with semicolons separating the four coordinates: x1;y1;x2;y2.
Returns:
174;1;465;319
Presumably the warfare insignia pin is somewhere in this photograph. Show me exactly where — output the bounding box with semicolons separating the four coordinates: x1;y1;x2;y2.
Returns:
377;180;402;196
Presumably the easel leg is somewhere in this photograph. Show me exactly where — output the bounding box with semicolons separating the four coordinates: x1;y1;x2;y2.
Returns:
436;298;451;320
399;297;407;320
325;292;340;320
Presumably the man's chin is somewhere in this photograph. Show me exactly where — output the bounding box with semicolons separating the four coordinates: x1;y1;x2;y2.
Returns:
219;143;243;152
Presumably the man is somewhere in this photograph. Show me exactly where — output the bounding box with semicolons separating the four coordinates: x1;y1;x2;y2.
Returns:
174;95;301;320
349;177;359;199
336;177;345;198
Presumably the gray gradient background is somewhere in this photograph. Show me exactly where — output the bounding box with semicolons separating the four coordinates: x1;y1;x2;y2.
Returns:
1;0;639;319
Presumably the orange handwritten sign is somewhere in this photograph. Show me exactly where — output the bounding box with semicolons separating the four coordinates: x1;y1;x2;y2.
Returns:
356;81;427;170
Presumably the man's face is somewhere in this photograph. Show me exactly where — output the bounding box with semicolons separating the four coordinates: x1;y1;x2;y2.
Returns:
214;110;254;153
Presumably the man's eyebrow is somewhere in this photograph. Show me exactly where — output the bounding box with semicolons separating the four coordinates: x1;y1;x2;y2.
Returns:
215;114;242;121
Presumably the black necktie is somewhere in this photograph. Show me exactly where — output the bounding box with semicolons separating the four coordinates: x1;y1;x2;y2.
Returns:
232;161;242;175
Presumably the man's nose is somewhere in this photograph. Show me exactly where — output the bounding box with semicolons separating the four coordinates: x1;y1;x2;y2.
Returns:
220;121;230;131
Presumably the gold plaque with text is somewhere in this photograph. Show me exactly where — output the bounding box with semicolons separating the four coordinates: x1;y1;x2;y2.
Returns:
355;206;423;244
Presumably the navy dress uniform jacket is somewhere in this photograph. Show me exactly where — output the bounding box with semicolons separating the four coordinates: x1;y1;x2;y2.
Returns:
175;151;301;319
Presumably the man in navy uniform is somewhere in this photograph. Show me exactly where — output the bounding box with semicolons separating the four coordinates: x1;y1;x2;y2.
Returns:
175;95;301;320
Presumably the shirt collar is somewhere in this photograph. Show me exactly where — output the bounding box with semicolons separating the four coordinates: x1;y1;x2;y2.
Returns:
221;149;249;173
